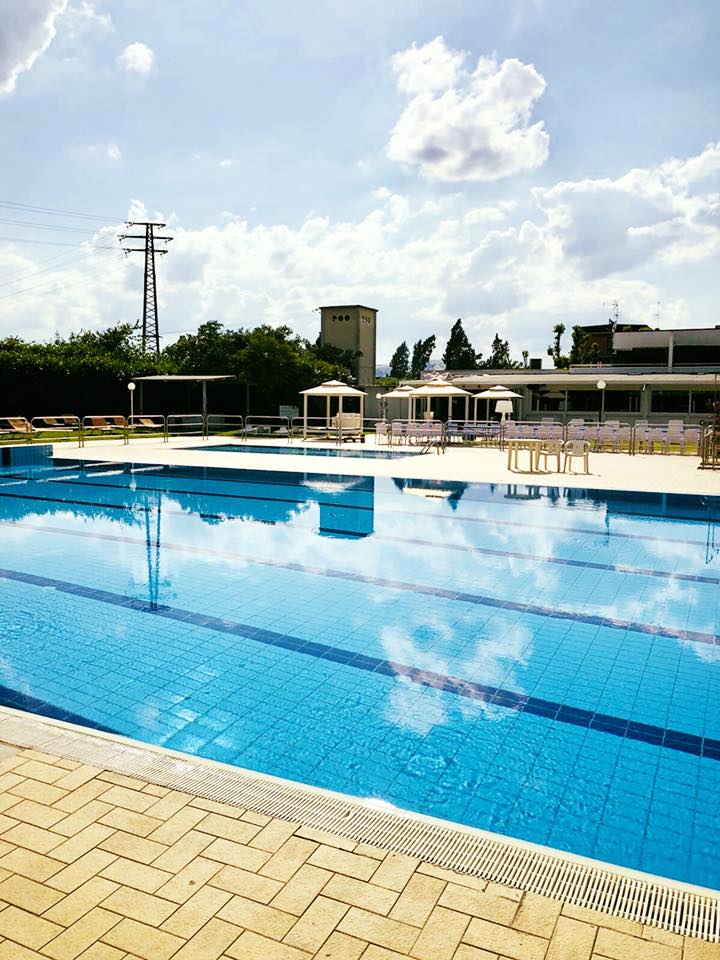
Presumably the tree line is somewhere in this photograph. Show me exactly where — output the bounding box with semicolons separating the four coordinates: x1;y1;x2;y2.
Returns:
0;321;355;418
388;319;522;379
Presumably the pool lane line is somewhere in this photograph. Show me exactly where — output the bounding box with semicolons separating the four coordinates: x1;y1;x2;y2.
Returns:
0;681;119;735
3;515;718;603
0;564;717;762
5;470;713;549
3;519;720;643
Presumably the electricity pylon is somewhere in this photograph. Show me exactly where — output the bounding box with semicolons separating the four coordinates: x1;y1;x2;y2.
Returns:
120;221;173;353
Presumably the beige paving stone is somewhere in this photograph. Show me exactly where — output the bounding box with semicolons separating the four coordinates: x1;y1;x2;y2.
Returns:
196;812;261;845
75;944;126;960
101;886;178;926
225;929;311;960
49;850;118;894
563;903;644;937
260;837;318;882
390;873;445;927
9;779;67;805
141;790;191;822
97;787;155;815
351;842;386;861
284;895;349;953
43;876;119;925
201;836;270;872
2;821;64;855
155;855;222;904
53;824;116;864
313;931;366;959
151;829;213;872
682;941;720;959
0;813;18;833
464;917;547;960
322;873;398;915
642;926;684;948
0;847;63;882
452;946;498;960
308;845;379;882
98;831;166;865
218;894;297;939
270;864;332;916
338;906;419;952
417;863;487;891
98;808;163;838
241;809;272;827
514;891;562;939
0;873;64;913
250;818;299;852
99;857;172;894
7;798;66;829
0;940;49;959
360;946;413;960
172;917;241;960
102;917;185;960
294;827;356;852
189;797;245;817
52;766;102;793
53;801;116;838
485;883;522;903
0;794;20;815
43;907;122;960
439;883;518;926
370;853;420;892
0;771;24;792
209;863;283;902
14;760;66;784
0;904;63;949
410;905;469;960
142;782;169;797
161;884;232;938
594;927;681;960
53;781;111;815
97;772;147;790
146;806;206;845
546;915;597;960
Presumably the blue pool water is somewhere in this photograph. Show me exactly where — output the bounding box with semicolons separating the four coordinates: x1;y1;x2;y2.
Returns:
196;443;416;459
1;456;719;888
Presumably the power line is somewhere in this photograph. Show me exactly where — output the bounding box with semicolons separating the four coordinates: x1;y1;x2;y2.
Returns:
0;236;110;248
0;217;108;234
0;244;117;291
0;250;124;303
0;199;122;223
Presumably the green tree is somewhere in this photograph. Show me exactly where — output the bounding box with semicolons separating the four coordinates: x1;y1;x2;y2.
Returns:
546;323;569;369
481;333;516;369
442;319;480;370
409;335;436;378
568;325;601;365
389;341;410;379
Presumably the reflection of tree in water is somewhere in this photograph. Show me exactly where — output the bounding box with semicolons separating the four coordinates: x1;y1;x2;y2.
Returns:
392;477;468;510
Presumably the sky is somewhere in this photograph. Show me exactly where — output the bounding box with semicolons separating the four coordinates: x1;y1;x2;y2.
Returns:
0;0;718;365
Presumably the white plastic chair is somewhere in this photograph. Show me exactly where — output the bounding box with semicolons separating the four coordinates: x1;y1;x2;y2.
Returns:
563;439;589;473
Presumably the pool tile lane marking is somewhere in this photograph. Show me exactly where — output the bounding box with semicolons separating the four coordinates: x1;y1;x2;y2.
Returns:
3;520;719;646
0;682;119;735
1;564;719;762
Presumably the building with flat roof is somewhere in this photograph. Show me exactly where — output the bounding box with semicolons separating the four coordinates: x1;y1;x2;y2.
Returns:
319;305;377;385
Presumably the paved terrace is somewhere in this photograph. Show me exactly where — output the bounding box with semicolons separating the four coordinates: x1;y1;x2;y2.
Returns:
0;743;716;960
50;436;720;497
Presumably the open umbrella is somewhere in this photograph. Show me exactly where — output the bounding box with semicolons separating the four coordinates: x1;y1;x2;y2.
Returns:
473;384;522;420
410;378;471;420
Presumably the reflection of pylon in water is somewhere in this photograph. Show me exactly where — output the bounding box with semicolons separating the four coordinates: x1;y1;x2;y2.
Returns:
145;492;161;610
706;514;719;566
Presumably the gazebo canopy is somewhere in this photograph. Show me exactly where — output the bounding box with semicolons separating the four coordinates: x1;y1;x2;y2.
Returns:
473;384;522;399
410;378;470;398
377;385;415;400
300;379;366;397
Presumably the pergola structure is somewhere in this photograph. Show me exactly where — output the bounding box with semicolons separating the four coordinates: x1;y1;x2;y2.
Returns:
300;380;366;438
131;375;233;420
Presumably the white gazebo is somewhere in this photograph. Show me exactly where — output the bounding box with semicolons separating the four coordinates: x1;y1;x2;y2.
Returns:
410;378;471;420
300;380;366;438
377;384;415;420
473;384;522;421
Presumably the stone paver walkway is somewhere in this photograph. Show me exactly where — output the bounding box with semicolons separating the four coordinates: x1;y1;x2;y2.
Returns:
0;745;716;960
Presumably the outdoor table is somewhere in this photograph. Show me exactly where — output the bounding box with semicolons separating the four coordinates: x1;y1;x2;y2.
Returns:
506;437;546;472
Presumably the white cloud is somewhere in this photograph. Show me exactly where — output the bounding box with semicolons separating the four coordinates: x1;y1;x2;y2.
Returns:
387;37;549;182
64;0;112;36
117;41;154;75
0;0;69;94
218;158;236;169
106;141;121;161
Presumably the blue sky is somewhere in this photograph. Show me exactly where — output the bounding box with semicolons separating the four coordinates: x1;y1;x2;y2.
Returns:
0;0;718;363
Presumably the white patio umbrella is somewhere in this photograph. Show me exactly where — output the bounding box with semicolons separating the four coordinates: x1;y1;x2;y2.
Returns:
376;384;415;419
473;384;522;420
300;380;366;437
409;378;471;420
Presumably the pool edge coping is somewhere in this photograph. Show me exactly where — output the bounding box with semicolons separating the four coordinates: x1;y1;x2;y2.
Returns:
0;705;717;942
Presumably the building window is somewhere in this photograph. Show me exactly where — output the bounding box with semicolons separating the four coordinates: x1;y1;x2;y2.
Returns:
651;391;690;413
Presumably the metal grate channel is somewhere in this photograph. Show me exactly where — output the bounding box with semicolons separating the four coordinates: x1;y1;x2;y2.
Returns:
0;708;717;942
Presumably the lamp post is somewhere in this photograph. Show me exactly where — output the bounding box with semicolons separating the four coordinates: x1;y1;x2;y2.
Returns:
128;381;136;424
597;379;606;423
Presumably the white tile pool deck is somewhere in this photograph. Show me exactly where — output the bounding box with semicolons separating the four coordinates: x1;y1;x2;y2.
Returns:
2;437;718;956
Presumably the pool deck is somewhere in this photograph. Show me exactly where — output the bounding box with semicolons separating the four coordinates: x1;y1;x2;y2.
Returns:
49;435;720;497
0;736;715;960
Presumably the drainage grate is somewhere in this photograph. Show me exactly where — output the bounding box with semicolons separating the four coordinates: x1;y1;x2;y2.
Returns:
0;707;717;942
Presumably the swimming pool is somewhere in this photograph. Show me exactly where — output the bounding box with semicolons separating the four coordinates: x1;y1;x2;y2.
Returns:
1;456;719;888
195;442;416;459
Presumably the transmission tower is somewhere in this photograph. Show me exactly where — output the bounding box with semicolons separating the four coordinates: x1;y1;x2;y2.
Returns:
119;221;173;353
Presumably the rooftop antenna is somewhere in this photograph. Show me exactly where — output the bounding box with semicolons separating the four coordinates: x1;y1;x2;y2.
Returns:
119;221;173;354
602;299;620;329
656;300;661;327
